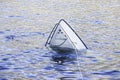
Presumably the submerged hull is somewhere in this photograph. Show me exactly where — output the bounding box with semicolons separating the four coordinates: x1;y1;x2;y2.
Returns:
50;45;75;53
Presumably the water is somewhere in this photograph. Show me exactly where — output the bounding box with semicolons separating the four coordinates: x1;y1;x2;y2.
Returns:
0;0;120;80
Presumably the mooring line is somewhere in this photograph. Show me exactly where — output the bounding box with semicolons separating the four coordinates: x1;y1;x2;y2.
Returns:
75;50;84;80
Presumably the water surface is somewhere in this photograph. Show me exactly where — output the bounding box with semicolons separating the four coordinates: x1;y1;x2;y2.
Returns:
0;0;120;80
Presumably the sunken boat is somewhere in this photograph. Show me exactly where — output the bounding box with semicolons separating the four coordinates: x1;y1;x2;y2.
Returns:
45;19;87;53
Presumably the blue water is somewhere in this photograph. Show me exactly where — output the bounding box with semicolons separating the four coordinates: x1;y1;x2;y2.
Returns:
0;29;119;80
0;29;78;79
0;0;120;79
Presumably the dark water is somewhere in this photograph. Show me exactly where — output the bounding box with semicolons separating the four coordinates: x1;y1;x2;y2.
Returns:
0;29;120;80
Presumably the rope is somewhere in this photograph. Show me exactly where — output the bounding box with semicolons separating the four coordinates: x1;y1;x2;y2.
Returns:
75;49;84;80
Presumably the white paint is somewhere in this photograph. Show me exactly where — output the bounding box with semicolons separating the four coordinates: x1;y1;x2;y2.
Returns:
59;20;87;50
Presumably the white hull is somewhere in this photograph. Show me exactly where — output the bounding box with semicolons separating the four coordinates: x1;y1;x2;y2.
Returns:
45;19;87;52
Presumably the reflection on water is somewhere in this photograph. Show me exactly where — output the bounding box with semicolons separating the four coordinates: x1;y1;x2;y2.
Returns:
51;51;82;80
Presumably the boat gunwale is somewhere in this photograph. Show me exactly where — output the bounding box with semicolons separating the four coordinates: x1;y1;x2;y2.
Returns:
58;19;88;49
